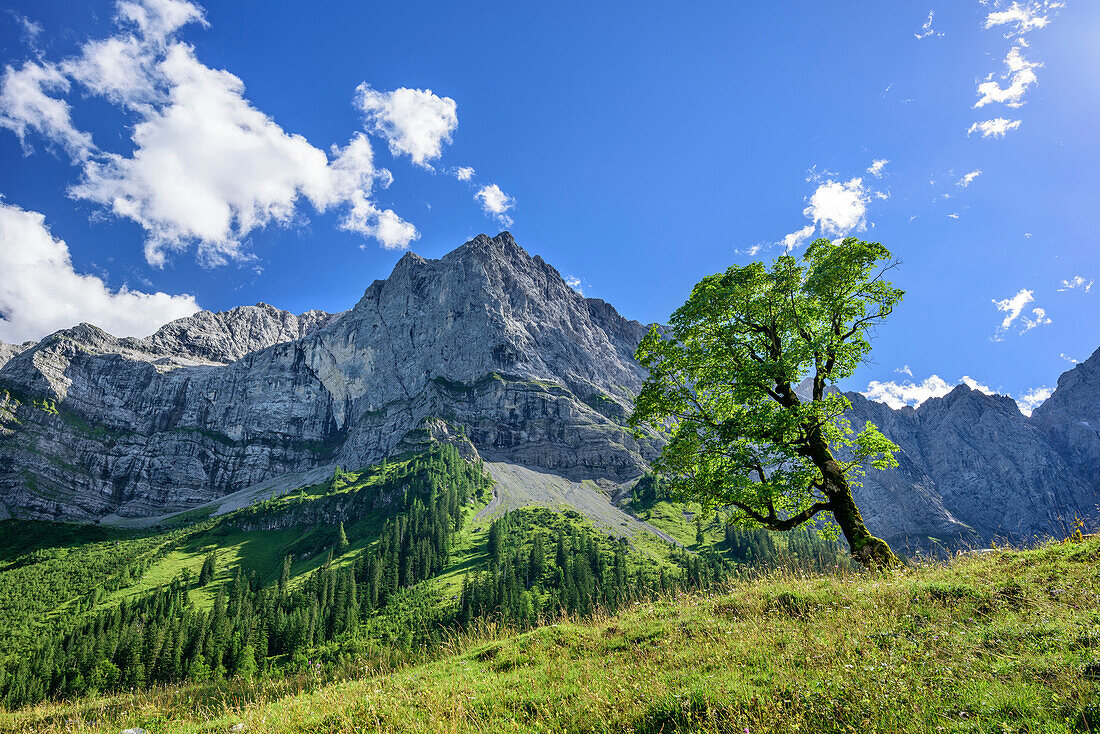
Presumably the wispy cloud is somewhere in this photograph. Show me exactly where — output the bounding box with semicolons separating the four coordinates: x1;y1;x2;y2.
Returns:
992;288;1050;340
956;170;982;187
968;118;1022;138
866;159;889;178
1058;276;1093;292
914;10;943;39
984;1;1064;37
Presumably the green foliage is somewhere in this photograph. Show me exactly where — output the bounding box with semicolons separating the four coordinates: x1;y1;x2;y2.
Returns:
630;238;903;565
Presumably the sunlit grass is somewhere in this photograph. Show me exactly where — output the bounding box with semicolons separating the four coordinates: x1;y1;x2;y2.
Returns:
5;536;1098;733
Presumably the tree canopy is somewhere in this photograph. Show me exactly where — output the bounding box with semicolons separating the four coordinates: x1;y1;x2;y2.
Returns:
629;237;904;567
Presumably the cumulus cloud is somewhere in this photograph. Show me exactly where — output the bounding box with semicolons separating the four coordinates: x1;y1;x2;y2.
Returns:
956;170;982;187
475;184;516;227
355;83;458;169
984;1;1064;36
565;276;583;293
453;166;475;181
1015;385;1052;416
804;178;872;237
914;11;943;39
975;45;1040;109
992;288;1050;339
1058;276;1093;292
778;169;886;252
968;118;1022;138
863;374;994;409
0;61;94;159
0;198;199;343
0;0;426;265
69;43;418;265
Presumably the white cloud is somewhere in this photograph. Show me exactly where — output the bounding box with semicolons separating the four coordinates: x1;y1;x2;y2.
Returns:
1058;276;1093;292
71;44;413;266
0;0;425;265
974;45;1040;109
780;224;816;253
984;1;1063;37
956;170;982;187
1015;385;1052;416
967;118;1022;138
914;10;943;39
8;11;43;45
863;374;993;409
0;198;199;343
115;0;207;42
866;159;889;177
0;61;94;159
993;288;1034;332
804;177;871;237
475;184;515;227
896;365;914;377
565;276;583;293
355;83;458;169
992;288;1051;339
453;166;475;181
1060;352;1078;364
947;213;960;219
1019;307;1051;334
778;170;885;251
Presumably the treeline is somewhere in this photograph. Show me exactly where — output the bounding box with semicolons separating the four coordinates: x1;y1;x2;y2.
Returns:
458;509;735;627
0;444;488;709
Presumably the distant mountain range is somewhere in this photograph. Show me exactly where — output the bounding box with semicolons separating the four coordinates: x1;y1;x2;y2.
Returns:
1;232;1096;548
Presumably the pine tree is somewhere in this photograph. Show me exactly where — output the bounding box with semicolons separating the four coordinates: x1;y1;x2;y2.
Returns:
199;551;217;586
336;522;350;555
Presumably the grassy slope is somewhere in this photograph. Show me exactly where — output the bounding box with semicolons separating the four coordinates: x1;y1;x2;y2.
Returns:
5;536;1099;734
0;453;493;660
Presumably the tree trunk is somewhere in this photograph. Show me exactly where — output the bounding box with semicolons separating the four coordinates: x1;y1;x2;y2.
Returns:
823;466;900;569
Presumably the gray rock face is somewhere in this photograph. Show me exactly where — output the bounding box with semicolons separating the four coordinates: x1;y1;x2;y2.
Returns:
129;303;337;367
0;230;1095;549
847;384;1095;546
1030;347;1100;497
0;341;32;370
0;233;656;521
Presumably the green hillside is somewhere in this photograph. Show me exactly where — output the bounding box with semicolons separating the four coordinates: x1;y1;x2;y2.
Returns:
0;442;854;720
1;533;1096;733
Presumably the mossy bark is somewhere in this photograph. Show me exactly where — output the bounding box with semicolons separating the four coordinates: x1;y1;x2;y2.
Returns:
827;476;899;569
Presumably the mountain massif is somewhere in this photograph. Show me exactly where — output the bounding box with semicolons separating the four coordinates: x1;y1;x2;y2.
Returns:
0;232;1096;548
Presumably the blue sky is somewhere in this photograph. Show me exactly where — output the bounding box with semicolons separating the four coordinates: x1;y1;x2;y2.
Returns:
0;0;1096;415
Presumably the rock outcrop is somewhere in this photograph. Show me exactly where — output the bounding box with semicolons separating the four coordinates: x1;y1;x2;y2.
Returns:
847;385;1095;546
0;233;656;521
